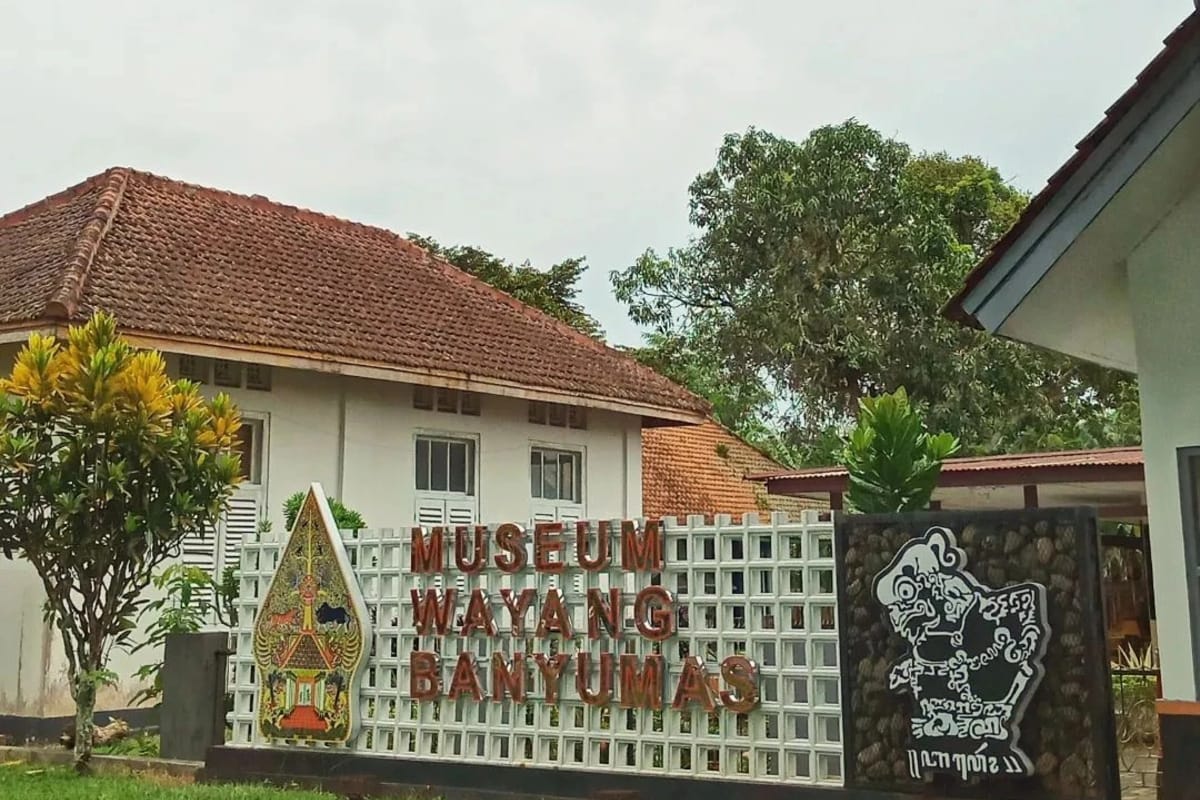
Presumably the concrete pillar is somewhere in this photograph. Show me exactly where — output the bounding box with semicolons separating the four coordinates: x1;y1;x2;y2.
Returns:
161;631;231;762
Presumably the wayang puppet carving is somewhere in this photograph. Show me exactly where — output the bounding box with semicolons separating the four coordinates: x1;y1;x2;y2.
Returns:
873;526;1050;780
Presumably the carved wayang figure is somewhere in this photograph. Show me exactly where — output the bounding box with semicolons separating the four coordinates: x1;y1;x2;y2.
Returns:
873;526;1050;780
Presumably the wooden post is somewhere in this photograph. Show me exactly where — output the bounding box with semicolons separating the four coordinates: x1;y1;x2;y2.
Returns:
829;492;844;511
1023;484;1039;509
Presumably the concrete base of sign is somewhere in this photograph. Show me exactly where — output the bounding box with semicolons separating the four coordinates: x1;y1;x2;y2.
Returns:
202;745;917;800
1159;700;1200;799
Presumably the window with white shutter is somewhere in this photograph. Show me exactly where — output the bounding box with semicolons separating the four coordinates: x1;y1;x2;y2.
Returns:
414;434;479;575
531;445;584;592
530;446;585;527
176;492;261;618
178;413;266;624
220;493;261;577
179;525;218;585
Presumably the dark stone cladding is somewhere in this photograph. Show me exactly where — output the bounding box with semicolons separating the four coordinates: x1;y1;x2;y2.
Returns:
835;508;1119;800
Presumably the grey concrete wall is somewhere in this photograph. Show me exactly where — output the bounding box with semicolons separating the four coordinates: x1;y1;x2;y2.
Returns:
160;632;230;762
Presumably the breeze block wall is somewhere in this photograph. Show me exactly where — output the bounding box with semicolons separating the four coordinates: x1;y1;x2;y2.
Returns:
226;512;846;788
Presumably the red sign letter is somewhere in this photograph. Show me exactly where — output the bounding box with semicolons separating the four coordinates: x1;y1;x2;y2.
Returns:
619;654;665;710
448;653;484;702
459;589;497;637
410;651;441;701
620;520;663;572
411;588;457;635
494;523;527;573
491;652;527;702
671;656;717;712
576;521;611;571
576;652;614;706
410;526;444;573
455;525;488;574
536;589;574;638
634;586;674;641
533;653;570;704
719;655;760;713
534;522;565;572
587;588;622;640
500;588;537;636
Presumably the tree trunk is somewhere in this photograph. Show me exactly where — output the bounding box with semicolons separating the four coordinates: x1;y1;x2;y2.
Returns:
73;674;97;774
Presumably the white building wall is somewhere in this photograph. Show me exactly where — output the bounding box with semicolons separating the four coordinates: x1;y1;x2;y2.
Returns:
340;379;642;529
1127;178;1200;701
0;347;647;715
207;365;344;534
0;342;76;714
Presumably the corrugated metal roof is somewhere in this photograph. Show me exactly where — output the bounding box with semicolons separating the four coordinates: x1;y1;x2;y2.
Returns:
754;446;1143;483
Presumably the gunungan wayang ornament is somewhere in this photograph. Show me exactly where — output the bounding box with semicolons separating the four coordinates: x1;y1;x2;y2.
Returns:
253;484;370;743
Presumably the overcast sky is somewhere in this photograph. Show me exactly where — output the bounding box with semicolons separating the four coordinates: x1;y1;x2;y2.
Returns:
1;1;1190;346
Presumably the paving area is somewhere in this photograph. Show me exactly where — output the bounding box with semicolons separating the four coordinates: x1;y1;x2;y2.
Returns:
1122;784;1156;799
1120;746;1159;799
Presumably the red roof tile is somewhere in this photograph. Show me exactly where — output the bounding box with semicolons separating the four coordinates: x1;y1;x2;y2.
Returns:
0;168;707;419
945;11;1200;325
642;419;825;520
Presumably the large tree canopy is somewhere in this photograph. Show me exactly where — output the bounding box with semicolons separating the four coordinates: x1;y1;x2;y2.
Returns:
613;121;1139;465
411;234;602;338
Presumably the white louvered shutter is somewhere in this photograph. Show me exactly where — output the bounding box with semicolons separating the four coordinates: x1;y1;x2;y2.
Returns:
447;503;475;526
446;502;475;594
220;493;260;578
179;522;218;608
416;499;447;526
556;507;583;594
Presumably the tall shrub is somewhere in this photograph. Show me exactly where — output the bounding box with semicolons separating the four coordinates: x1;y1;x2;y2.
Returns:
0;313;241;771
283;491;365;531
843;388;960;513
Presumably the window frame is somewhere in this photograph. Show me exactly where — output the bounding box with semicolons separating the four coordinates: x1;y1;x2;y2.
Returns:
528;401;586;430
213;359;242;388
236;413;269;486
530;444;585;505
413;386;435;410
415;432;479;498
245;363;273;391
178;355;211;384
413;386;480;416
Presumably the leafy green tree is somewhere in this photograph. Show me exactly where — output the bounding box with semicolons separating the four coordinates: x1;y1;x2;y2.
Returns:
614;122;1139;464
411;234;602;338
843;388;961;512
0;314;242;771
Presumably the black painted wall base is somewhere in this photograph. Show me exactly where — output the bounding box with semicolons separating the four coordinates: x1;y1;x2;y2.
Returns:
1160;708;1200;800
0;707;158;745
203;745;919;800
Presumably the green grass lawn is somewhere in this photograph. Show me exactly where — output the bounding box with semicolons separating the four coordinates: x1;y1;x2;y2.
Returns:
0;763;336;799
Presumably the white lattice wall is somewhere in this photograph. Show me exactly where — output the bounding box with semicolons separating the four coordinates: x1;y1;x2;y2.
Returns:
228;512;843;786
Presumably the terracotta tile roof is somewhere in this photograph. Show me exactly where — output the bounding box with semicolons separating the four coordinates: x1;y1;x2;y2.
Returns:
754;446;1143;487
0;168;707;419
642;418;825;520
945;10;1200;325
